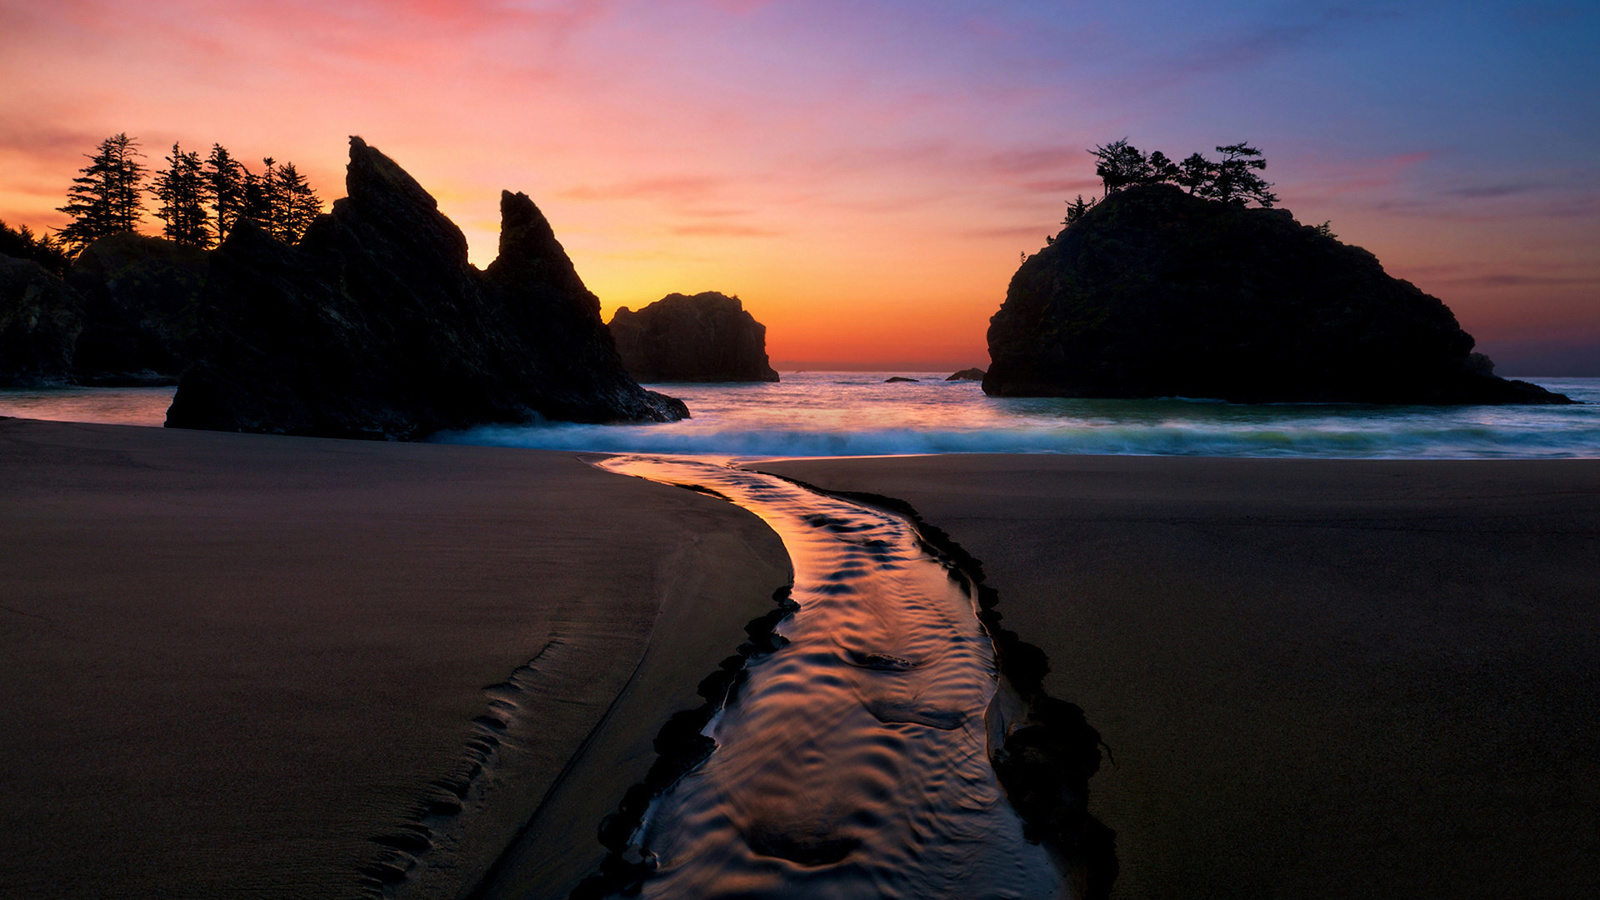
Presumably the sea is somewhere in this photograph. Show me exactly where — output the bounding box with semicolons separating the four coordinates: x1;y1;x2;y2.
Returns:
4;372;1597;458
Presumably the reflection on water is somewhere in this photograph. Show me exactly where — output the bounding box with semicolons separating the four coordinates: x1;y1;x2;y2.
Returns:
595;455;1060;899
0;385;175;427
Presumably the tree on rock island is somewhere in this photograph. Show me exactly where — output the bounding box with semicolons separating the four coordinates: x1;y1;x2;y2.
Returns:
150;141;210;247
1086;139;1276;208
56;133;147;250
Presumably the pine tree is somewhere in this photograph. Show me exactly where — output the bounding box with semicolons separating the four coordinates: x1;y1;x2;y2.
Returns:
1063;194;1097;225
238;157;287;237
0;219;72;275
150;142;210;247
1201;143;1277;208
204;144;247;243
1089;139;1151;196
1176;153;1215;195
274;161;322;243
56;133;146;250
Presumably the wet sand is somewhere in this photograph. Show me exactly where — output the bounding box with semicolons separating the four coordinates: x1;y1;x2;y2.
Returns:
762;454;1600;900
0;418;790;899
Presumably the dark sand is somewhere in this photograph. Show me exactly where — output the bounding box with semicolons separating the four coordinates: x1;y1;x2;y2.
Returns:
762;455;1600;900
0;418;789;899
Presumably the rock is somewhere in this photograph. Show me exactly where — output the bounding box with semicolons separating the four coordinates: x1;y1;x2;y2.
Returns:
884;376;919;383
608;291;779;382
66;233;209;385
0;255;83;386
167;137;687;439
984;184;1572;405
946;368;986;381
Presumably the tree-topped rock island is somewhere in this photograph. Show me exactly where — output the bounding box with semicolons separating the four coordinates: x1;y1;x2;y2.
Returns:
166;137;688;439
609;291;780;383
984;142;1572;405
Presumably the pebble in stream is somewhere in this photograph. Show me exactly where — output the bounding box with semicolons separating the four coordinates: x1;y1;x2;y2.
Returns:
597;456;1063;900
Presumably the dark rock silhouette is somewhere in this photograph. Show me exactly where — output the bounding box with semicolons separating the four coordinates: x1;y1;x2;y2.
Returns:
0;255;83;386
884;376;919;383
946;368;986;381
985;184;1572;405
66;233;208;385
167;137;687;439
608;291;779;383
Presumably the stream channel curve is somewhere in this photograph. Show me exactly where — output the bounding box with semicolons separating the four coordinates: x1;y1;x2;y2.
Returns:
587;455;1068;900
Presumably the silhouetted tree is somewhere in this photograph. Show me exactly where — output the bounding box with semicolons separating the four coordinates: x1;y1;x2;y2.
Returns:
0;219;71;275
1176;152;1215;195
1090;139;1152;195
204;144;248;243
1200;143;1277;207
1064;194;1097;225
150;142;210;247
238;157;278;232
56;133;146;250
273;161;321;243
1146;151;1180;185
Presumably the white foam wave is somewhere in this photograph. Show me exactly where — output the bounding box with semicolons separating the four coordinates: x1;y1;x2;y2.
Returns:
435;420;1600;459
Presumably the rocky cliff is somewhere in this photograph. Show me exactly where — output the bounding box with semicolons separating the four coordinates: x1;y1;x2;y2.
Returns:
166;137;687;439
609;291;780;382
0;256;82;386
67;233;208;384
984;184;1570;404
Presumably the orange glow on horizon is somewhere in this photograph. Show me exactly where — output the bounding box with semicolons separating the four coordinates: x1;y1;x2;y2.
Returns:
3;1;1595;373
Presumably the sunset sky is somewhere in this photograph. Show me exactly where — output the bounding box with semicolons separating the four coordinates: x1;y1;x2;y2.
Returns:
2;1;1596;372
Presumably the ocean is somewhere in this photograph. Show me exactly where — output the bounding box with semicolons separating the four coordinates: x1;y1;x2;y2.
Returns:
4;373;1598;458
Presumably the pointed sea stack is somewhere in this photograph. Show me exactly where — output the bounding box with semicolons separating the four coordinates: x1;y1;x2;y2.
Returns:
984;184;1571;405
609;291;780;382
166;137;686;439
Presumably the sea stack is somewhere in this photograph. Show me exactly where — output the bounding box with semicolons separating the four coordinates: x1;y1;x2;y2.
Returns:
609;291;780;382
166;137;687;439
984;184;1571;404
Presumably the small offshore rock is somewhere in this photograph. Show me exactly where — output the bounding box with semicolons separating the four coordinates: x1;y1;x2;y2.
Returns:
609;291;780;382
946;368;986;381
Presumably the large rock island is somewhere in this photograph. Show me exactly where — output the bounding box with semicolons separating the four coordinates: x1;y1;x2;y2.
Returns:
984;184;1570;404
166;137;686;438
609;291;780;382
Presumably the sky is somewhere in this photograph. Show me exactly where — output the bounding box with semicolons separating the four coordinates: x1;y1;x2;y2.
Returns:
2;0;1597;373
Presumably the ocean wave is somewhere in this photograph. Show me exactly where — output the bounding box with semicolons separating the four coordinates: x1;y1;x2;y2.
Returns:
434;420;1600;459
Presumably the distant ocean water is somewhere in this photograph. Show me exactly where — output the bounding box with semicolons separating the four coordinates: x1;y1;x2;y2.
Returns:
5;374;1597;458
440;372;1600;459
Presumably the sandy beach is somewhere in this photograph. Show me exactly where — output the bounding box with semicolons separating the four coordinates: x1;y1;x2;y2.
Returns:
0;418;790;899
6;418;1598;899
763;454;1600;899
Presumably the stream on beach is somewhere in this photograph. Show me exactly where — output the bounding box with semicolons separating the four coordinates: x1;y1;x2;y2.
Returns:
588;455;1063;900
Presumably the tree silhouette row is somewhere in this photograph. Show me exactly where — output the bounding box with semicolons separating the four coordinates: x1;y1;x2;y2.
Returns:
1057;140;1278;232
56;134;322;252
